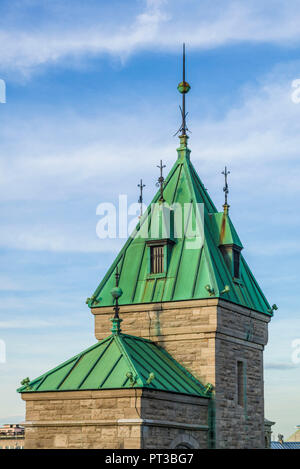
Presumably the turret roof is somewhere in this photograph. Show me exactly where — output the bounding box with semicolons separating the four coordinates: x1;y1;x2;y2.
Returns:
89;142;271;316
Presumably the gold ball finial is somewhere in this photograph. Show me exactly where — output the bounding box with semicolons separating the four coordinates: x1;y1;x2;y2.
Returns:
177;81;191;94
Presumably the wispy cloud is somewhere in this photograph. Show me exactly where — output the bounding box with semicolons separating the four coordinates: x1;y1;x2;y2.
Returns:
0;109;170;201
0;319;55;329
0;0;168;75
247;240;300;257
194;71;300;166
2;1;300;75
2;66;300;201
265;363;297;370
0;315;91;329
0;224;122;253
1;64;300;253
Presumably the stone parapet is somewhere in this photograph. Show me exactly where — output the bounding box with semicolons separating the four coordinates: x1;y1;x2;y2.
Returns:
21;388;209;449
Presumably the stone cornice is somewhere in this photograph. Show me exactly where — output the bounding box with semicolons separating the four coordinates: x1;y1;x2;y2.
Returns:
24;419;208;431
92;297;271;321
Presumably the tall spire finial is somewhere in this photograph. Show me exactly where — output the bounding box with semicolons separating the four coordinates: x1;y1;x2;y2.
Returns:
110;266;123;334
138;179;145;217
176;43;191;146
222;166;230;214
156;160;166;202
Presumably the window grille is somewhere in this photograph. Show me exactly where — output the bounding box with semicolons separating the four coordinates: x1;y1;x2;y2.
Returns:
150;245;164;274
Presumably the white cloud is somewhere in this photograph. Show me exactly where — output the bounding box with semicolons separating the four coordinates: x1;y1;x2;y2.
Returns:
2;64;300;201
247;240;300;257
0;0;168;75
1;1;300;75
0;314;92;328
194;77;300;163
1;63;300;252
0;319;55;329
265;363;297;370
0;107;174;202
0;223;123;253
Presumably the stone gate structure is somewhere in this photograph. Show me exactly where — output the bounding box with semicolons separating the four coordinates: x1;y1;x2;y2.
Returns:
18;47;274;449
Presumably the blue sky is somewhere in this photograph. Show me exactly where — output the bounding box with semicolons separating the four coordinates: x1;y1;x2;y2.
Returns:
0;0;300;439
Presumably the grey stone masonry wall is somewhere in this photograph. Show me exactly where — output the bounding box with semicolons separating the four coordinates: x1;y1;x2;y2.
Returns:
22;389;143;449
92;298;271;448
140;390;209;449
21;388;209;449
215;303;269;449
92;299;219;386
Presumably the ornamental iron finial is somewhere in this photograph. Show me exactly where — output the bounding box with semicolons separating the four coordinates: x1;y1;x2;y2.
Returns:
156;160;166;202
110;265;123;334
138;179;146;217
21;377;31;390
222;166;230;214
175;43;191;144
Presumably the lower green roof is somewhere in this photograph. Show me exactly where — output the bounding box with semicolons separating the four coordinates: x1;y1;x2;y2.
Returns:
17;331;209;398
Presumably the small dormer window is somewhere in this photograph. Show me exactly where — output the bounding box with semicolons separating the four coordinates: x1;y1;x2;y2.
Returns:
219;245;242;280
150;245;164;274
233;248;241;279
146;239;175;277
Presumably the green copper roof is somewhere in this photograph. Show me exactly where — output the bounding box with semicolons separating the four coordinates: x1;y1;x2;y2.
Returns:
17;330;208;397
213;212;243;248
89;142;271;316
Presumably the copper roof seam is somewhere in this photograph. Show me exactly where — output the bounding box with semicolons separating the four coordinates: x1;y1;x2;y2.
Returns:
123;339;180;392
125;338;192;394
98;354;123;389
56;355;85;391
170;199;193;300
76;338;114;389
115;335;142;384
191;245;203;298
131;243;146;303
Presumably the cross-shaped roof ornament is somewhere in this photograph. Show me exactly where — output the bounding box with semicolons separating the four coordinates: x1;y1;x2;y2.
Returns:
222;166;230;214
138;179;146;217
156;160;166;202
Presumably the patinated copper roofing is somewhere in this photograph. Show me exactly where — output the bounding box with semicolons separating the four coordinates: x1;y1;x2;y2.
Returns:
17;329;209;397
89;141;271;316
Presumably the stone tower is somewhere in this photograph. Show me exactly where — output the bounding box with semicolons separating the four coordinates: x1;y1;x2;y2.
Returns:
89;133;273;449
18;47;273;449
